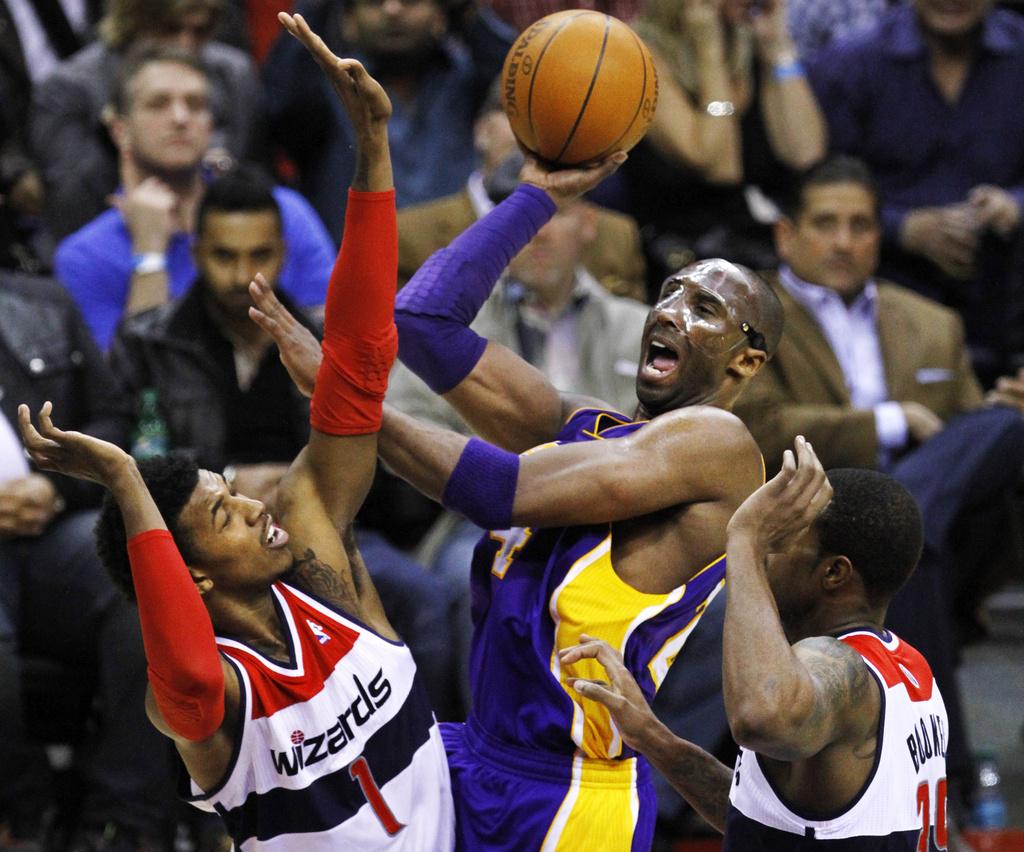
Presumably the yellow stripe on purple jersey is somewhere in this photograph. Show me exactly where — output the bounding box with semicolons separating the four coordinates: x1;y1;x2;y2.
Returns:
441;408;726;851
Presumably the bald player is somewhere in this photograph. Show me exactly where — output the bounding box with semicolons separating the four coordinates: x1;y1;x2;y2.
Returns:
254;149;786;848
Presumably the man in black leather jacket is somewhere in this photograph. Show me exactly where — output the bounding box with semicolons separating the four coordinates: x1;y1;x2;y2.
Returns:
0;270;173;849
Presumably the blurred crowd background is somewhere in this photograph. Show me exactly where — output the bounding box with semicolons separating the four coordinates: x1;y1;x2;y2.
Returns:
1;0;1023;849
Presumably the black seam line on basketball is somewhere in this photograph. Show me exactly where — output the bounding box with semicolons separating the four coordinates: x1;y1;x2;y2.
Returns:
554;14;612;164
527;12;587;143
592;26;651;162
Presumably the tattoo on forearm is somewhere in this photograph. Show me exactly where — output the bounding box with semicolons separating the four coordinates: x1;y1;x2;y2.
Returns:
661;749;732;831
292;548;360;611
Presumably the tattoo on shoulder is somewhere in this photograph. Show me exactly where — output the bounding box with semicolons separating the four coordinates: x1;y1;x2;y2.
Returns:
292;547;360;611
801;637;873;726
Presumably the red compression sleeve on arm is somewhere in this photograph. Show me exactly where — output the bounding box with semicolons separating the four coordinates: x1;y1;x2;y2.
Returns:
310;189;399;436
127;529;225;741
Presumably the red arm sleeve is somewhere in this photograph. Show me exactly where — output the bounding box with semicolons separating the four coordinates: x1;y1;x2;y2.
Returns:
310;189;399;436
127;529;225;741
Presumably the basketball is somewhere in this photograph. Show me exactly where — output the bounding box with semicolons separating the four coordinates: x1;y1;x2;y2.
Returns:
501;10;658;166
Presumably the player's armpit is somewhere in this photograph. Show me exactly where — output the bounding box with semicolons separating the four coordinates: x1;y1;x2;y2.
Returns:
734;637;879;762
511;406;762;528
275;450;397;639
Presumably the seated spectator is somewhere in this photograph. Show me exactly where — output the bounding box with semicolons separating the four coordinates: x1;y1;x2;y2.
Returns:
624;0;826;296
107;167;457;718
396;84;647;299
809;0;1024;386
31;0;261;242
54;46;333;351
0;270;171;850
261;0;514;240
731;156;1024;814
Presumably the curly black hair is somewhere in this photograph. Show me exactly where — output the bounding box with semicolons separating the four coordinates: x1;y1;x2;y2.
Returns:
95;453;202;600
817;469;924;607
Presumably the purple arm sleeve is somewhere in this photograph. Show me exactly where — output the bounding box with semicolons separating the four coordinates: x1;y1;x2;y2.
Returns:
395;183;556;393
441;438;520;530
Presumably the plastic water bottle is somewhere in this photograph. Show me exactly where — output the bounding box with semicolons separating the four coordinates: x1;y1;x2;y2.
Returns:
970;754;1008;829
130;387;170;459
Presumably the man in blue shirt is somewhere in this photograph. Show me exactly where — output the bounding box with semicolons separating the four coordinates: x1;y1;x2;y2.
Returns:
54;45;335;351
809;0;1024;385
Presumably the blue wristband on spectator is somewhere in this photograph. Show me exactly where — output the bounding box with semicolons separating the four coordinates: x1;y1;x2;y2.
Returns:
441;438;520;530
772;59;805;81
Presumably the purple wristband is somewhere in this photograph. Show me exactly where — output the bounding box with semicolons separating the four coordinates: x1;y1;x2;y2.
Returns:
395;184;556;393
441;438;520;530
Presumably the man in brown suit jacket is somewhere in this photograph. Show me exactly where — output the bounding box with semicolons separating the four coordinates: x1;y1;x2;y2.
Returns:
396;89;647;300
732;157;1024;813
737;273;985;474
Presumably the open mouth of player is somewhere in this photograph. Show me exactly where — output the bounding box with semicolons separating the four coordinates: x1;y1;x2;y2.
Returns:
641;337;682;381
262;515;290;549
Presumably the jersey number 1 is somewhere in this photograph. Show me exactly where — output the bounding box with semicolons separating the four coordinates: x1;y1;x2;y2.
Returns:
350;756;405;836
916;777;947;852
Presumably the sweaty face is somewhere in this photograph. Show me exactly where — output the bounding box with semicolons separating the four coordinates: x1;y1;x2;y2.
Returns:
195;210;285;320
119;62;212;176
345;0;446;62
913;0;992;39
777;182;880;301
178;469;292;594
636;260;756;415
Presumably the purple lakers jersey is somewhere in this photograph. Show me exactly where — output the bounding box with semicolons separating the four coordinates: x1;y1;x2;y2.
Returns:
467;407;727;760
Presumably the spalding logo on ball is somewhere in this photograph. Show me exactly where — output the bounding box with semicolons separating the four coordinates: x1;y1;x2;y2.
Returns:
502;10;659;166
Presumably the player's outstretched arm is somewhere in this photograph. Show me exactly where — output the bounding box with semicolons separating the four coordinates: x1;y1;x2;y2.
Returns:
722;437;877;760
378;404;762;531
267;14;398;635
560;636;732;833
18;404;241;783
395;153;625;453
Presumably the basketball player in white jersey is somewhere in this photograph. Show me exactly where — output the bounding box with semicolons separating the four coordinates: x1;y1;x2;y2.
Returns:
17;14;454;851
562;437;950;850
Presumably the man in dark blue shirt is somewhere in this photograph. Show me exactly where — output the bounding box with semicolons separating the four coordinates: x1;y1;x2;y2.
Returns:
809;0;1024;385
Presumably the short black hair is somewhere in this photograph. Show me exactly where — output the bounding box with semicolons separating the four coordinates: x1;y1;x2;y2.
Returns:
196;164;282;236
781;156;880;221
815;469;923;607
95;453;201;600
109;44;208;116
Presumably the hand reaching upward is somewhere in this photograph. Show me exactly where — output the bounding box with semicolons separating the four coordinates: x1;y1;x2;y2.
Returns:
278;13;392;133
18;402;134;488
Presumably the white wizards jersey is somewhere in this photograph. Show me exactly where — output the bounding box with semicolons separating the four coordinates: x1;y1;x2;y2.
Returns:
183;581;455;851
726;628;949;850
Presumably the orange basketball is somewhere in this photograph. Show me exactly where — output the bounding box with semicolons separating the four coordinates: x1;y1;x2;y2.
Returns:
501;10;658;166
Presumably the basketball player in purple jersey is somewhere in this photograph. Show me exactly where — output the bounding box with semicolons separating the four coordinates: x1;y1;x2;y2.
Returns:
251;151;787;848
